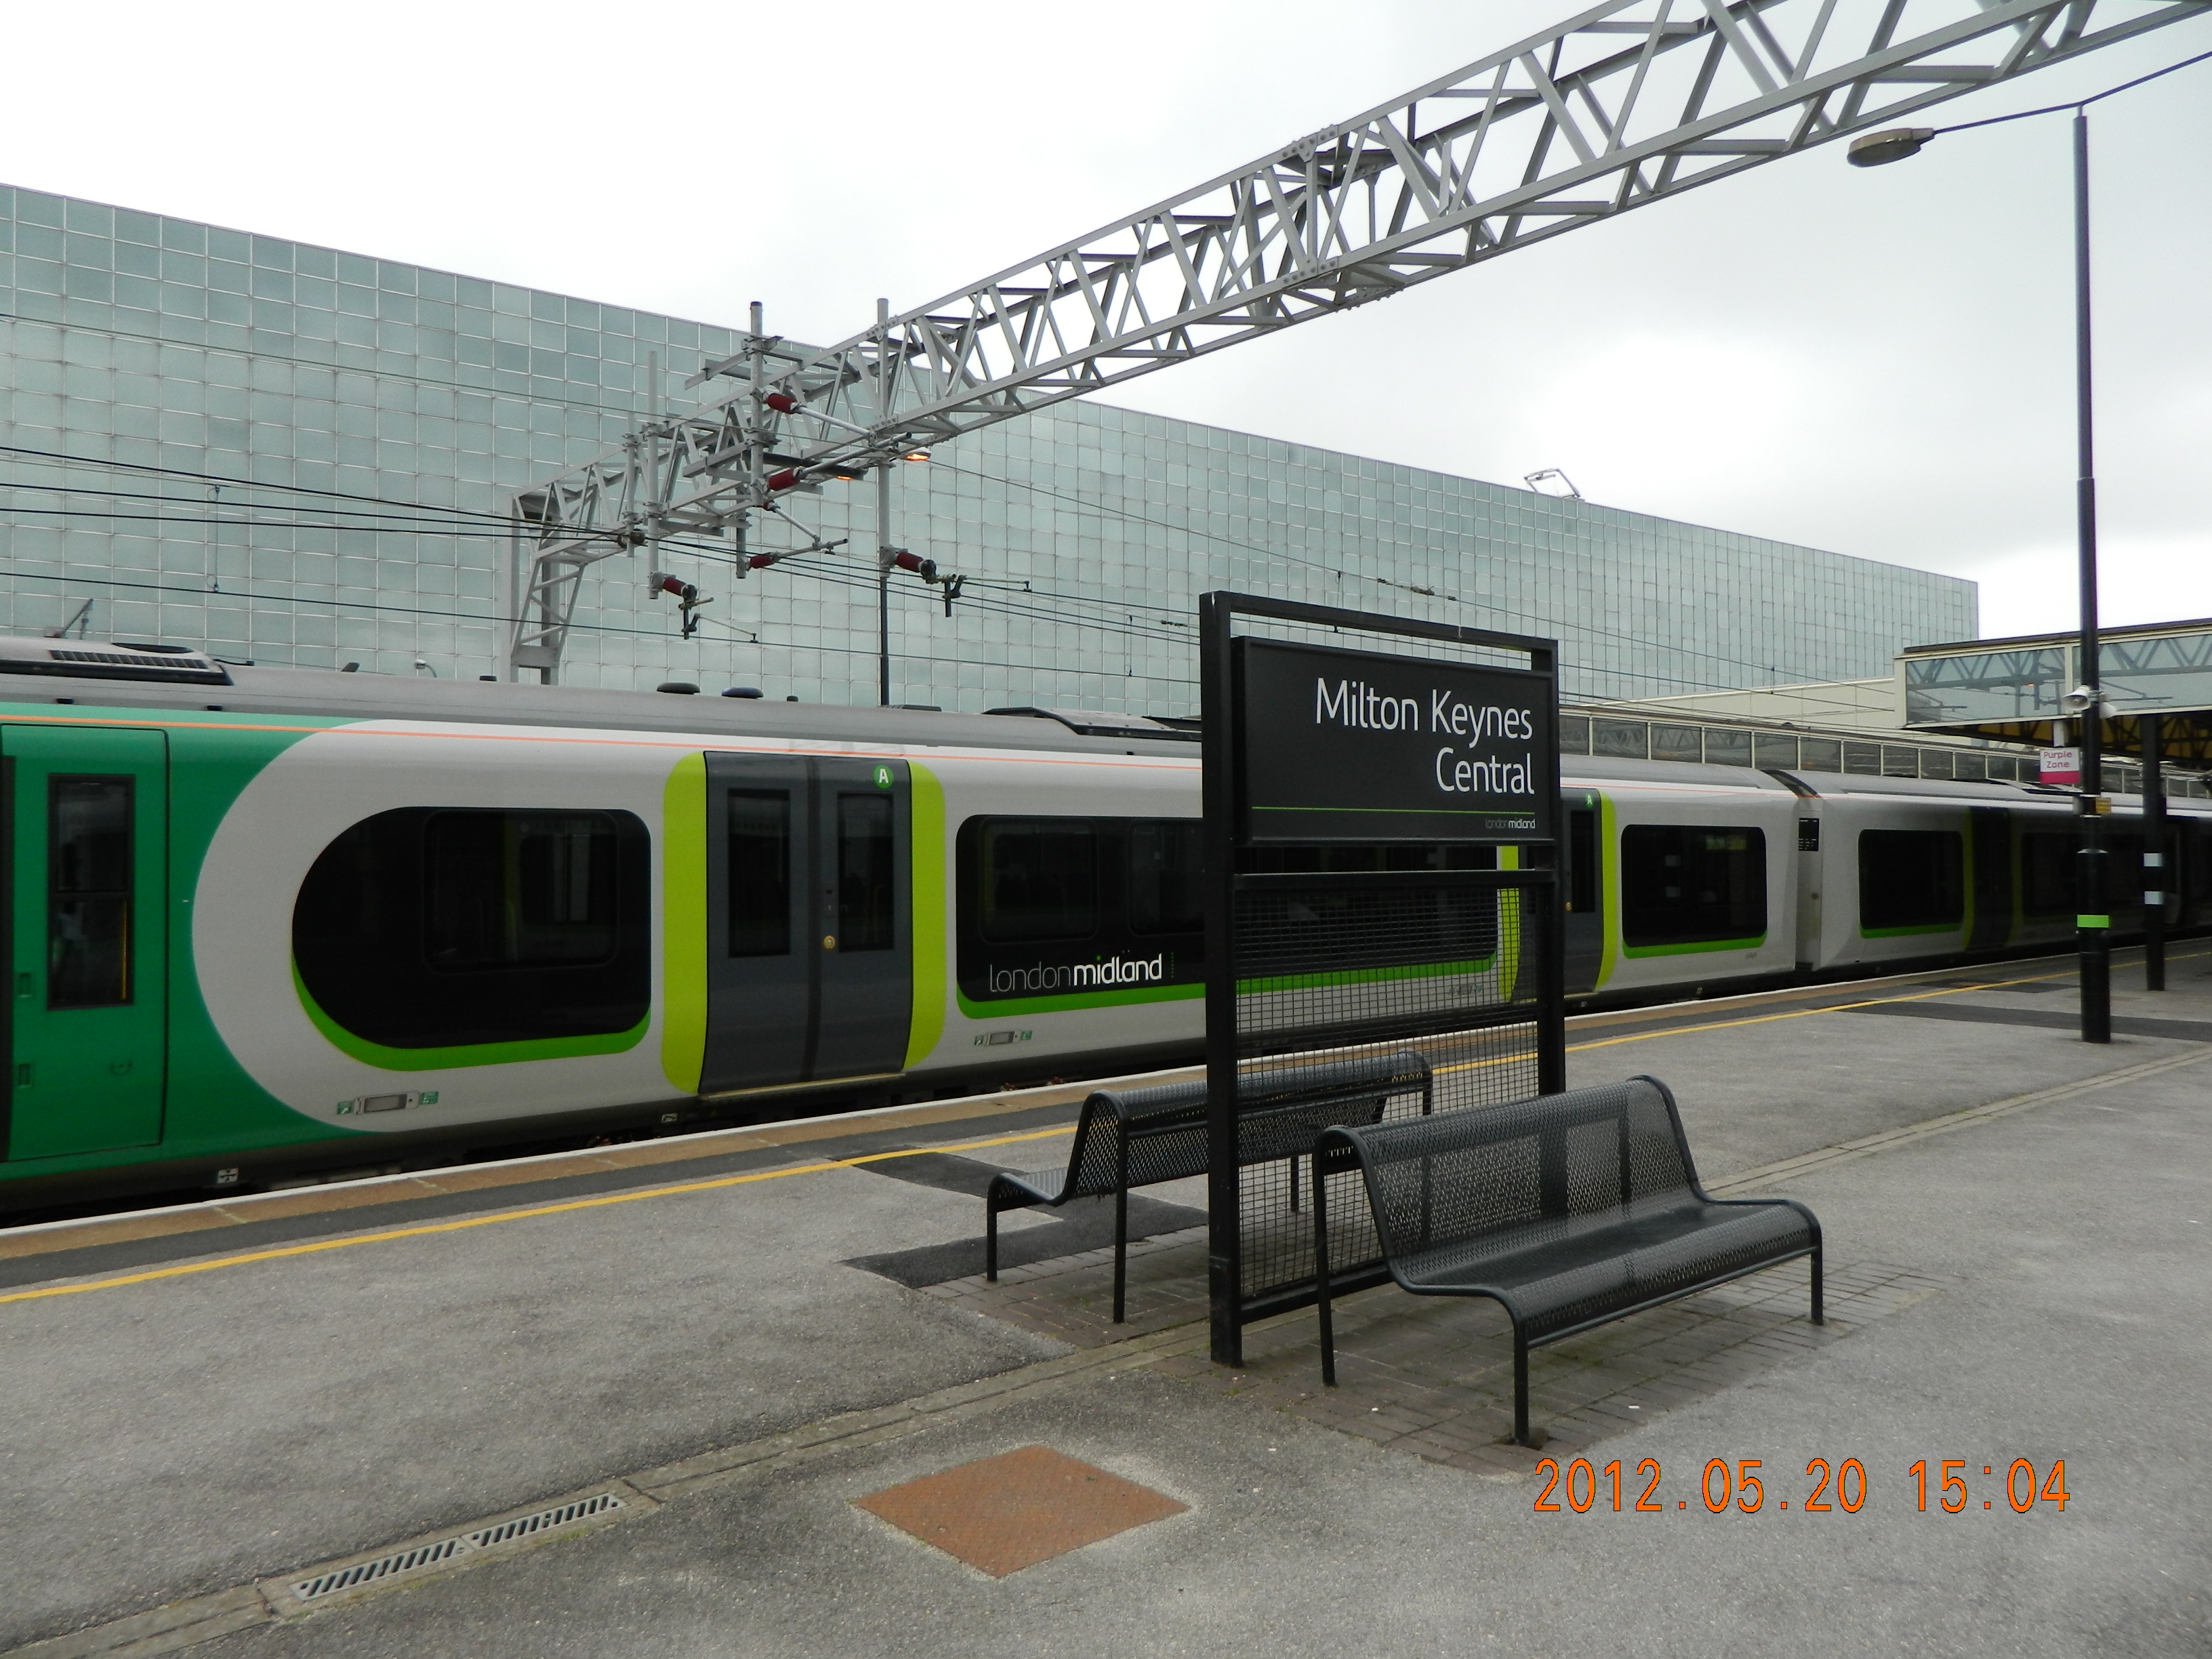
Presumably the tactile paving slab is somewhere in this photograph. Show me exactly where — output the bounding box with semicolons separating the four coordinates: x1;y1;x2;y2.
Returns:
855;1444;1185;1577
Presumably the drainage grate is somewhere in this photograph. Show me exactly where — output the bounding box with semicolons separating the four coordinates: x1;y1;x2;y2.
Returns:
289;1492;624;1604
466;1493;623;1549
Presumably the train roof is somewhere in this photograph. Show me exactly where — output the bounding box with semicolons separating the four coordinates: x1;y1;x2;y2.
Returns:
0;642;1200;758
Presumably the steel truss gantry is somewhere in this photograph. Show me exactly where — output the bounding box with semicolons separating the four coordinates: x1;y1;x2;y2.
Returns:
511;0;2209;679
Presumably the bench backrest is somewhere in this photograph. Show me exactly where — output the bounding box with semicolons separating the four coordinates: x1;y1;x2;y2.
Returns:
1324;1076;1701;1264
1061;1049;1433;1197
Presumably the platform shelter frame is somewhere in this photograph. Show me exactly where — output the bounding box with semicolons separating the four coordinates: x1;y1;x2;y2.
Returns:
1201;592;1566;1365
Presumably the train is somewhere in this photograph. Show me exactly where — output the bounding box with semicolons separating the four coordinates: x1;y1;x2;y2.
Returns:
0;634;2198;1215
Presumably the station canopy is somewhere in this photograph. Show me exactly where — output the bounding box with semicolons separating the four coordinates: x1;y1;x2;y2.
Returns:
1901;618;2212;764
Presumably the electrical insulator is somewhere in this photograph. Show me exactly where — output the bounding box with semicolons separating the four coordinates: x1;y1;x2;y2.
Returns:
892;551;938;581
747;552;779;570
764;392;800;414
765;468;800;492
649;571;712;638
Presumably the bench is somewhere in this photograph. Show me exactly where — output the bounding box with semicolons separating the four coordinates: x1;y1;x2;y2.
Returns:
987;1049;1433;1322
1313;1074;1820;1447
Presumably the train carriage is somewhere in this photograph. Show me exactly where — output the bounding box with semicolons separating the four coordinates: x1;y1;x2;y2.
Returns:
0;638;2201;1214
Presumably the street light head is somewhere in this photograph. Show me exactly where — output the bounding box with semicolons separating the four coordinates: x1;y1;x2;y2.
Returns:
1847;127;1935;167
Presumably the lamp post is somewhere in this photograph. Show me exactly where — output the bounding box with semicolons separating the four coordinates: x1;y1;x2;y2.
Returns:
1847;45;2211;1041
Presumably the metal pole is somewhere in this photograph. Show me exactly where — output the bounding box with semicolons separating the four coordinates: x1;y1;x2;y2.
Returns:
2143;714;2167;990
876;298;893;709
1200;592;1243;1367
2072;110;2110;1044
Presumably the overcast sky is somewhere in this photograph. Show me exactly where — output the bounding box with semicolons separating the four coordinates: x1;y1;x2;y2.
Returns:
6;1;2208;647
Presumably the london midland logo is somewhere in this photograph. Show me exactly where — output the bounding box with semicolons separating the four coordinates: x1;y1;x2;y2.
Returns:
986;953;1171;994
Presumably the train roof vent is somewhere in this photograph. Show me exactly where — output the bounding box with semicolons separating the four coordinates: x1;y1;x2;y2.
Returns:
0;636;232;686
983;705;1200;741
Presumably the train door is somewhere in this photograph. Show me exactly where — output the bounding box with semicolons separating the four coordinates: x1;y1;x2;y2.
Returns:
699;753;911;1095
1562;793;1602;994
2;726;167;1161
1967;807;2012;950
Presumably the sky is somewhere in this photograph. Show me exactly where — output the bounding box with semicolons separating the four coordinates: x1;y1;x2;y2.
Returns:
4;0;2208;647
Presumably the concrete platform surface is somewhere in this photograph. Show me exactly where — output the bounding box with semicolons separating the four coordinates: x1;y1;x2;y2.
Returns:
4;947;2209;1658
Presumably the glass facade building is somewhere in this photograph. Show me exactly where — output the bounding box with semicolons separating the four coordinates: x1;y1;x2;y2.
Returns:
0;184;1975;710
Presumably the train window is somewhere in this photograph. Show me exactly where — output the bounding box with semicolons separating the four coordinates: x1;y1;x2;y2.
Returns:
293;806;650;1050
726;790;791;957
1567;808;1598;914
1858;830;1964;933
1620;825;1765;950
2022;832;2074;917
2106;834;2142;907
48;775;133;1008
837;794;896;951
426;812;621;968
977;819;1097;943
1130;820;1204;936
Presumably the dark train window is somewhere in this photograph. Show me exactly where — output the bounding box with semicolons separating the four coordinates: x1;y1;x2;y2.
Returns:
2106;833;2145;907
1620;825;1765;949
1858;830;1964;932
426;812;620;968
1567;808;1598;914
838;794;895;951
976;819;1096;943
2022;832;2075;917
293;806;649;1050
1130;820;1204;936
48;775;133;1008
726;790;791;957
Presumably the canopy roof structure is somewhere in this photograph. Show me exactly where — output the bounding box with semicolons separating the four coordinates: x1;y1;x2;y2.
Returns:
1902;619;2212;764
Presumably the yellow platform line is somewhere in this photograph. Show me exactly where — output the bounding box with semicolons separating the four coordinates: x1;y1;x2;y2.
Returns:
0;1126;1080;1308
7;953;2195;1308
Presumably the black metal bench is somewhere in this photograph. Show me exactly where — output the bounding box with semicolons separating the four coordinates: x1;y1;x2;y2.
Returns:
1313;1074;1821;1447
987;1049;1433;1322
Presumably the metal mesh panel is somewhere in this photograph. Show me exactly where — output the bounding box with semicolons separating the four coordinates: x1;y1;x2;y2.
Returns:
1233;874;1544;1305
1338;1078;1816;1342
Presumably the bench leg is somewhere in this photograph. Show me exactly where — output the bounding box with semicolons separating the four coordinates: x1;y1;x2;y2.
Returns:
1513;1336;1532;1448
1112;1184;1128;1324
1315;1170;1336;1388
1811;1245;1824;1326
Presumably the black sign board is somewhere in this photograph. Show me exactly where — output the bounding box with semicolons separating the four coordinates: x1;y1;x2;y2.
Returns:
1234;636;1557;844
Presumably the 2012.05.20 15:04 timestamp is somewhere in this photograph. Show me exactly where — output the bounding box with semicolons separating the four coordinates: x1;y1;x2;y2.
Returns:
1532;1458;2070;1514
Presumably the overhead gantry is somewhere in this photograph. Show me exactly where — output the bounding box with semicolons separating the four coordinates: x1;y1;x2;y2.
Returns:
510;0;2209;680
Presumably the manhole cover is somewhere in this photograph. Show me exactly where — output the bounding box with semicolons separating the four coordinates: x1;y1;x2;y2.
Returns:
855;1445;1185;1577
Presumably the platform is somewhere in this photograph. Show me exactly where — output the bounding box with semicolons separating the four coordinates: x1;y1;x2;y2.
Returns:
5;949;2211;1658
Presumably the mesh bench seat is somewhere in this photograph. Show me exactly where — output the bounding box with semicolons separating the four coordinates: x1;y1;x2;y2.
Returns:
1314;1074;1820;1446
987;1048;1433;1322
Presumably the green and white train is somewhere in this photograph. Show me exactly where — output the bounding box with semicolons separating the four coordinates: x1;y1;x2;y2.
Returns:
0;637;2200;1214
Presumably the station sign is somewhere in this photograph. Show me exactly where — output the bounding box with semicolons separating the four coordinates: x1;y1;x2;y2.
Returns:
1233;637;1555;844
2039;746;2083;786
